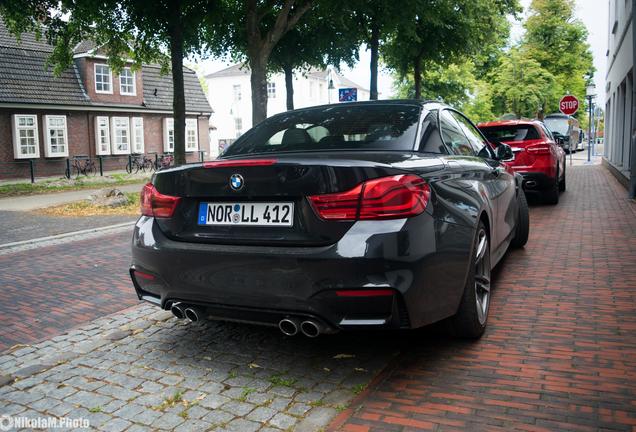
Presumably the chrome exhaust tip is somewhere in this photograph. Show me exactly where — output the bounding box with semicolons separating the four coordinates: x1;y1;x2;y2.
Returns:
171;303;185;319
184;306;202;322
300;320;321;338
279;318;299;336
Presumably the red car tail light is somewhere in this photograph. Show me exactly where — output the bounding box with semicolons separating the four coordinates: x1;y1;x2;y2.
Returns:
203;159;277;168
307;184;363;220
140;183;181;218
526;144;551;155
309;175;430;221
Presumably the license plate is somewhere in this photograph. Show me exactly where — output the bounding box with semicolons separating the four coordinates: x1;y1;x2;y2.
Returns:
198;202;294;226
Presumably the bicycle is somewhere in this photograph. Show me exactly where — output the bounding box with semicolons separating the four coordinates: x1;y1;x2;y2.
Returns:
65;156;97;179
157;153;174;170
126;154;156;174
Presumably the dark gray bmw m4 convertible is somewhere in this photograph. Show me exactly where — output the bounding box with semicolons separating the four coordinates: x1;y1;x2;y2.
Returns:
130;100;529;339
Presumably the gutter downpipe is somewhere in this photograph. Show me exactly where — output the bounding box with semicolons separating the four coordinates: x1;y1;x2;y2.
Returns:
630;0;636;199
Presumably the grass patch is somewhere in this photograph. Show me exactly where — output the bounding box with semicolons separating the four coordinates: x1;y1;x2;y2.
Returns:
88;406;102;413
238;387;256;402
0;174;148;198
269;373;297;387
154;390;185;411
39;192;140;217
352;383;366;395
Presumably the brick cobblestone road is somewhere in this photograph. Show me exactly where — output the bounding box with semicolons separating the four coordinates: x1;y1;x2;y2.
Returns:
0;165;634;431
330;166;636;431
0;230;138;350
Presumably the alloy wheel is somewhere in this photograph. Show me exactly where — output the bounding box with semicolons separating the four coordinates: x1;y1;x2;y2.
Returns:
474;229;491;325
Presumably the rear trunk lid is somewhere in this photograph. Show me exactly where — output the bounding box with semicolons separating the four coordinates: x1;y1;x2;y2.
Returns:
152;152;444;246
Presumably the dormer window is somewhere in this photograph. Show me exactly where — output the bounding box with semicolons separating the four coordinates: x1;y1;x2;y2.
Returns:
95;64;112;94
120;67;136;96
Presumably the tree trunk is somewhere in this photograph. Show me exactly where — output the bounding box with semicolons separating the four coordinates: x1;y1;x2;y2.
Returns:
169;6;186;166
250;56;268;125
369;20;380;100
414;56;422;100
283;64;294;110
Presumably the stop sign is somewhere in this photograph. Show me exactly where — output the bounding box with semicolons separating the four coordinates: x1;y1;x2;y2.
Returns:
559;95;579;115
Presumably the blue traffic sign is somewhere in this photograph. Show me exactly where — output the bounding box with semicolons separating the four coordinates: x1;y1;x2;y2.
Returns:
339;88;357;102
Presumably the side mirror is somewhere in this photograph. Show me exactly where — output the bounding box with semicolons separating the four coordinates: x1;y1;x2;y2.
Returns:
555;137;565;147
494;143;514;161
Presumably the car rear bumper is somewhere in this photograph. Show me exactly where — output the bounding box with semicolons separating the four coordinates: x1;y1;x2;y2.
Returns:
516;171;556;191
130;214;474;331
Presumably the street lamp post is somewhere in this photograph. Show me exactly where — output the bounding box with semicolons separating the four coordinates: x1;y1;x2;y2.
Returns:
586;83;597;163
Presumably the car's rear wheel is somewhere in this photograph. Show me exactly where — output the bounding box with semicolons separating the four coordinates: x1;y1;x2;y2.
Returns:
449;221;491;338
511;190;529;248
559;162;566;192
544;167;560;205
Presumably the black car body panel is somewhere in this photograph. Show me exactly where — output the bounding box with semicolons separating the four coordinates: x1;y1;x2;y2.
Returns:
130;100;522;331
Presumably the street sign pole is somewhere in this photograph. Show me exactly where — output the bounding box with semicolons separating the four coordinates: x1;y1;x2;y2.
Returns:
587;96;592;163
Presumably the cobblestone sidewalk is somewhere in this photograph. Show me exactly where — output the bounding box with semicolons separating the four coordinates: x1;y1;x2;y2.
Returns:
0;304;398;431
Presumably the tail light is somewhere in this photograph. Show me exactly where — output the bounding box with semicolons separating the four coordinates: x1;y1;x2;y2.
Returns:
526;144;551;155
140;183;181;218
309;175;430;221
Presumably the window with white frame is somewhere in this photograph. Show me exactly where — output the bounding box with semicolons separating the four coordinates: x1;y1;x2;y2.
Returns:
12;114;39;159
119;68;136;95
95;116;111;155
233;84;242;101
186;118;198;151
235;117;243;138
44;115;68;157
163;118;174;152
95;64;112;93
131;117;144;153
267;82;276;98
110;117;130;154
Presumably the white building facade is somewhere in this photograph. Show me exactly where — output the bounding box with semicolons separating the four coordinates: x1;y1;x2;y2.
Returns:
604;0;635;194
205;65;369;157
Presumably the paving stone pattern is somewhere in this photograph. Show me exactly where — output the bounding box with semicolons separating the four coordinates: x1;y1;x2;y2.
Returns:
0;230;138;350
331;165;636;431
0;210;136;244
0;305;396;431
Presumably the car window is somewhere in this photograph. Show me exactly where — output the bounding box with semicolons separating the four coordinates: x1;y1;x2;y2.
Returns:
451;111;489;155
223;104;422;156
418;110;447;154
479;125;541;142
439;110;474;156
539;123;555;141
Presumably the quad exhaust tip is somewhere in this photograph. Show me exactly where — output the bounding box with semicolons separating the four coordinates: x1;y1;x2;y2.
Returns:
171;303;185;320
300;320;320;338
279;318;299;336
184;307;202;322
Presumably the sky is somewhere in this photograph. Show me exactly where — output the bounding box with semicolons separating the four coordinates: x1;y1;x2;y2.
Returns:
198;0;609;102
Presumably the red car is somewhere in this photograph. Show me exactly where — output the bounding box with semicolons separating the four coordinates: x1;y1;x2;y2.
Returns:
478;120;566;204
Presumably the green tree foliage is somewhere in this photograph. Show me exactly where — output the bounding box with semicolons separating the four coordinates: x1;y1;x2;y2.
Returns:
269;2;361;110
384;0;519;99
212;0;313;125
523;0;594;115
0;0;215;166
344;0;410;100
490;48;560;118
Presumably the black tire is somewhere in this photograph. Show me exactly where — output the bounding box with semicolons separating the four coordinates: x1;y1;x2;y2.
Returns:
543;168;559;205
448;221;491;339
558;162;566;192
511;190;529;248
125;161;133;174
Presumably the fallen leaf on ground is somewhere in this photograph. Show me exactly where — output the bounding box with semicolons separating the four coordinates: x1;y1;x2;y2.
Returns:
332;354;355;359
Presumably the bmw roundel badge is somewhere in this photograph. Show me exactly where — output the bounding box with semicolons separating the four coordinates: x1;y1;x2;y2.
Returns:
229;174;244;191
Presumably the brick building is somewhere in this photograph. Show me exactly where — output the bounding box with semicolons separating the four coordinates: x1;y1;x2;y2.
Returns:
0;21;212;180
